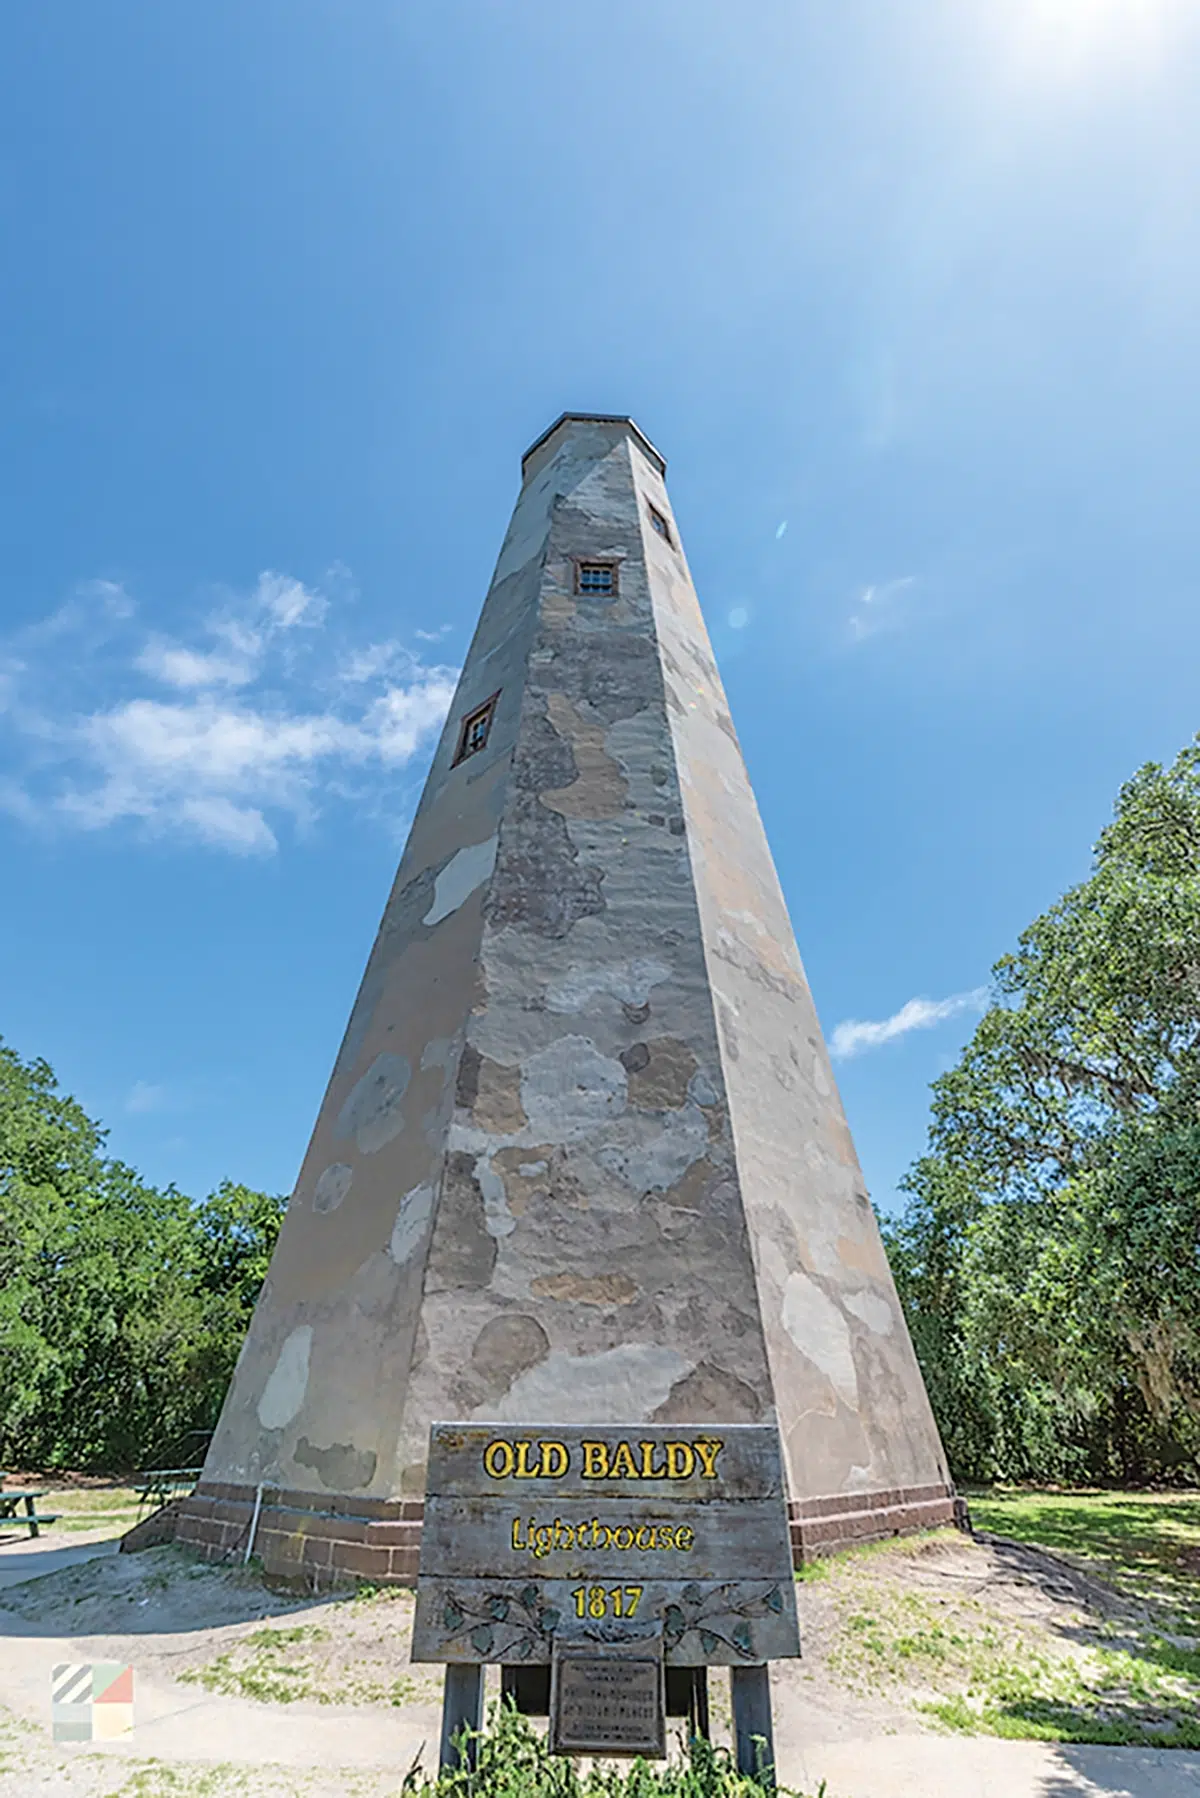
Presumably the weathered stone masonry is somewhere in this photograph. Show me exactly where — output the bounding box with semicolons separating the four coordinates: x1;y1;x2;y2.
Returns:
177;414;955;1587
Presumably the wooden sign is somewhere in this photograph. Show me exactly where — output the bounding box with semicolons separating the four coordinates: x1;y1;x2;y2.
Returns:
412;1423;801;1667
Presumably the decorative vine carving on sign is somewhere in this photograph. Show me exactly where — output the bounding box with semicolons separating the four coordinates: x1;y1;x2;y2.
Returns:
434;1580;786;1663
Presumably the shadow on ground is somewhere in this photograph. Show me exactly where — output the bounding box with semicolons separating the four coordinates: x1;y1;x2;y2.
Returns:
1040;1741;1200;1797
0;1539;338;1639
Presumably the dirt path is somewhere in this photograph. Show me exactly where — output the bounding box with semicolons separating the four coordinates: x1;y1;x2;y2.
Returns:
1;1529;1198;1797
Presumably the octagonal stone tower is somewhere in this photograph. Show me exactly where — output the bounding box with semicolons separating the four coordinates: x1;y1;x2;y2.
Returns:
177;415;954;1586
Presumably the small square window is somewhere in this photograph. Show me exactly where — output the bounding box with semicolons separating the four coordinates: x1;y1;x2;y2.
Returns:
576;561;617;597
452;692;499;766
648;504;672;544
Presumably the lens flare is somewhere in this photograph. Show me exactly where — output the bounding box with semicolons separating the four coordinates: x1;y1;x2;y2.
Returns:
1008;0;1175;78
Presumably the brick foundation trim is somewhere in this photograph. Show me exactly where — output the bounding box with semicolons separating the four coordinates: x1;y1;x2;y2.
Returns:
175;1481;424;1591
177;1476;958;1588
788;1481;957;1561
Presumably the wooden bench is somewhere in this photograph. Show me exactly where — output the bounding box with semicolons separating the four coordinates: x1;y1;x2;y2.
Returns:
0;1490;60;1538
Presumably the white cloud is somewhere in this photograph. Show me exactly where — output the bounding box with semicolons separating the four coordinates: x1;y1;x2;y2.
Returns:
0;570;459;856
135;638;256;690
256;570;327;630
848;575;917;643
830;987;988;1060
126;1080;168;1115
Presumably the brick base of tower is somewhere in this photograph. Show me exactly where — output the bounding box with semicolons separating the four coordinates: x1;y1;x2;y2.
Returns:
174;1478;957;1591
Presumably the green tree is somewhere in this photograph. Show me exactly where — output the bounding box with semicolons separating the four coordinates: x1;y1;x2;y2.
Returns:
0;1038;284;1471
890;739;1200;1484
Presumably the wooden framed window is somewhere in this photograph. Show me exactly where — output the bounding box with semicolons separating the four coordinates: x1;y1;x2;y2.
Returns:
575;561;618;597
452;692;499;766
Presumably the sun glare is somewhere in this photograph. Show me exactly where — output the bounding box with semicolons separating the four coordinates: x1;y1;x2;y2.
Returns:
1009;0;1175;79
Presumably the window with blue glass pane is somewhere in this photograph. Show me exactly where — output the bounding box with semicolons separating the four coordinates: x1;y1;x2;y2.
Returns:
452;693;499;766
576;562;617;596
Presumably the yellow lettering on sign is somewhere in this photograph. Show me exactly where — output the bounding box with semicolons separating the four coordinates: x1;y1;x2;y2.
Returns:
484;1433;726;1481
514;1439;540;1478
581;1441;609;1479
608;1441;638;1480
665;1442;695;1479
638;1440;664;1478
540;1440;568;1477
485;1439;515;1478
692;1438;723;1479
506;1515;696;1555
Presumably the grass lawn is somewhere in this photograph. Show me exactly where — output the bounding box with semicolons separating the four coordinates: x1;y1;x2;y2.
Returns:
930;1487;1200;1745
0;1482;145;1537
968;1487;1200;1631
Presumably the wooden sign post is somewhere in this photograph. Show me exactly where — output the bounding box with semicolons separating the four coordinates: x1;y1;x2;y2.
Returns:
413;1422;800;1779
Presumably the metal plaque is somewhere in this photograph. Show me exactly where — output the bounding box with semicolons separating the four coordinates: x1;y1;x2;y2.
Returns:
550;1643;665;1759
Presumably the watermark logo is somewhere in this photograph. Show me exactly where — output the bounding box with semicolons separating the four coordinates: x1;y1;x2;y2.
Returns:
52;1663;133;1742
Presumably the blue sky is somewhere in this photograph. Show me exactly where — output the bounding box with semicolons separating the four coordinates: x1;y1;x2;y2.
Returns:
3;0;1199;1214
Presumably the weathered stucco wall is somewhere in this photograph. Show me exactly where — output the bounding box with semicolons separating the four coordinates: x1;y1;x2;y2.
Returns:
393;427;777;1493
192;414;952;1571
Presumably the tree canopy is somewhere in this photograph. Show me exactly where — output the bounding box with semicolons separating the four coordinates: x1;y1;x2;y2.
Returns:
0;1040;284;1471
887;739;1200;1484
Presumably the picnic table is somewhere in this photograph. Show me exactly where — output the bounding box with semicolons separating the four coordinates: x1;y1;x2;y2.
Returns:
0;1489;59;1538
136;1467;202;1510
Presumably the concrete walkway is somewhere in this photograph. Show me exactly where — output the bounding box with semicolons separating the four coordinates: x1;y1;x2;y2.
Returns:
0;1526;121;1594
795;1735;1200;1798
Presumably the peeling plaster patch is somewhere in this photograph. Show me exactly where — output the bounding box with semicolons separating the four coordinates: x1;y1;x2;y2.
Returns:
389;1183;435;1264
597;1103;708;1193
476;1156;517;1238
658;1159;733;1213
651;1360;763;1424
421;1037;457;1071
335;1053;412;1154
425;1153;498;1291
486;1344;694;1423
531;1271;638;1305
624;1036;698;1110
812;1051;832;1098
257;1326;312;1430
781;1274;859;1410
521;1036;627;1138
844;1290;895;1336
474;1057;528;1134
847;1462;874;1491
471;1313;549;1392
688;1070;720;1107
295;1436;377;1491
836;1229;889;1280
351;1251;401;1319
423;835;499;927
312;1163;353;1215
540;692;627;820
545;959;671;1014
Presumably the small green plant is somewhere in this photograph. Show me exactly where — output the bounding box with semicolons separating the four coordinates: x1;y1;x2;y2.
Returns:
399;1703;819;1798
179;1624;332;1705
354;1580;409;1604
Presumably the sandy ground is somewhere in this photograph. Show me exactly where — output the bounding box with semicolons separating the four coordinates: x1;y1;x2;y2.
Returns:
0;1527;1198;1797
